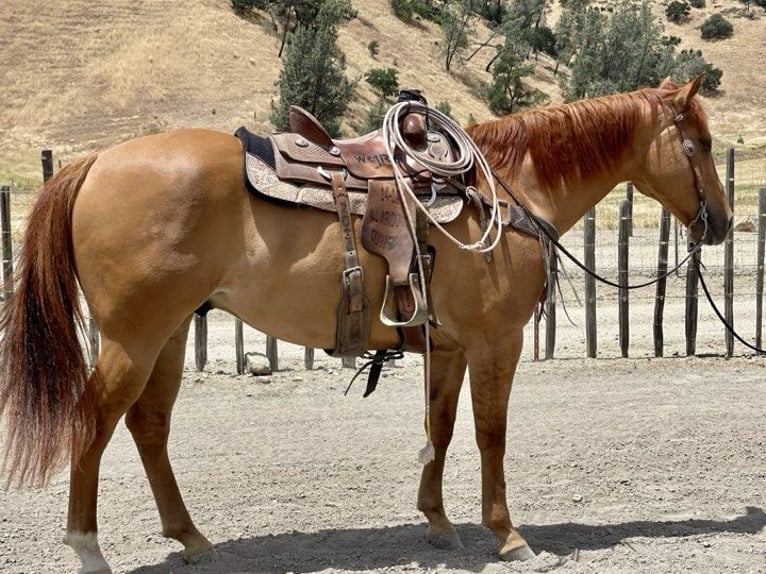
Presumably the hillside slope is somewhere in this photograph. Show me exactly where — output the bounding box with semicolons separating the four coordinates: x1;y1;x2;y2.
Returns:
1;0;764;184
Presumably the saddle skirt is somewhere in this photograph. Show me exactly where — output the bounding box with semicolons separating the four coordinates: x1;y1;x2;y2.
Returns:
243;151;465;224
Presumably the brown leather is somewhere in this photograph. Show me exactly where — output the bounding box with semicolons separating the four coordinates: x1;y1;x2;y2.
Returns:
361;180;416;284
288;106;333;148
401;114;427;151
271;110;452;188
329;171;370;357
264;109;460;351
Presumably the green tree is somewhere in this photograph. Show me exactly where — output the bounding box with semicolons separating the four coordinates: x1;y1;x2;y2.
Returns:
561;0;680;99
365;67;400;98
560;5;605;99
487;18;547;113
268;0;356;57
270;4;356;136
439;0;475;71
700;13;733;39
358;98;389;133
230;0;269;15
674;49;723;93
390;0;434;23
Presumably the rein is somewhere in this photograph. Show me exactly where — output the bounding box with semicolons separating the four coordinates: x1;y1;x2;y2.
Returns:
697;264;766;354
491;173;707;291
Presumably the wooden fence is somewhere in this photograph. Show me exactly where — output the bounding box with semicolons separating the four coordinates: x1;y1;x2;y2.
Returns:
2;148;765;371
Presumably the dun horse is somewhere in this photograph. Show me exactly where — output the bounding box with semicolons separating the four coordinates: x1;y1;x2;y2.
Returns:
0;77;731;573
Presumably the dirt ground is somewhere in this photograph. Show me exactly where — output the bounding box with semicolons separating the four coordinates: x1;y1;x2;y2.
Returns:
1;292;765;574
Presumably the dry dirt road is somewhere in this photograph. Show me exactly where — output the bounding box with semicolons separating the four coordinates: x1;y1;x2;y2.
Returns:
1;303;765;574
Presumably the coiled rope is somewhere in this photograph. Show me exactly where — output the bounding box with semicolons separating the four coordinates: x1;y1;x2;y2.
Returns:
381;101;504;253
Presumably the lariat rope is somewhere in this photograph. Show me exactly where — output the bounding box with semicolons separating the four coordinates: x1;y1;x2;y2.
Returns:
382;101;504;253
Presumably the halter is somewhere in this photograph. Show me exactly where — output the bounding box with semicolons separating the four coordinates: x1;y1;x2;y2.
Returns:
672;108;709;250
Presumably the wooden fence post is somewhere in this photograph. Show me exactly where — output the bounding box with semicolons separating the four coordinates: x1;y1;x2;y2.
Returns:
544;252;557;359
266;335;279;371
0;186;13;301
41;149;54;182
195;314;207;371
235;318;245;374
653;208;671;357
584;207;597;358
625;182;634;237
304;347;315;370
685;250;701;356
618;199;630;358
724;147;735;356
756;188;766;350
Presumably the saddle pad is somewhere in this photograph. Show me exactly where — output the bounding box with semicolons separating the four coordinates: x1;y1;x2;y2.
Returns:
244;152;465;224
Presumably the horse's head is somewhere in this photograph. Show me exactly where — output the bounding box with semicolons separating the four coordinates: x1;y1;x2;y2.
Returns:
631;76;732;246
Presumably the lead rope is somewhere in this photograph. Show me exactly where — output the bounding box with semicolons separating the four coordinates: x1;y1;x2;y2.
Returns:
382;101;502;466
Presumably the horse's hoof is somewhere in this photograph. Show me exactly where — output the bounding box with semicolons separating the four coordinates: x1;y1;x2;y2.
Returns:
184;546;219;565
426;527;465;550
499;541;536;561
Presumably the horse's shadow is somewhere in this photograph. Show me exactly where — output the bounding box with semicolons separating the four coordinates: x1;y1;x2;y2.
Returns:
128;506;765;574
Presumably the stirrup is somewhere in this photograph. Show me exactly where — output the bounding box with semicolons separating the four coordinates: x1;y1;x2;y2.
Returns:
380;274;429;328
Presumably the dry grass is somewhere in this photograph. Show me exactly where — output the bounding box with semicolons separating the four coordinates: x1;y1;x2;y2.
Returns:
1;0;764;210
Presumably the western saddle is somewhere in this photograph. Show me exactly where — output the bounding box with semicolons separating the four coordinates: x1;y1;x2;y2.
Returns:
239;97;471;360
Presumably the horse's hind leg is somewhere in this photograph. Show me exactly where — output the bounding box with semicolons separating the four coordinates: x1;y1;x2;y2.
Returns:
124;317;216;564
64;339;158;574
417;348;467;550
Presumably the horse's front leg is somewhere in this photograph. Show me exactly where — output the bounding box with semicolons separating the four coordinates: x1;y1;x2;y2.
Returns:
417;348;467;550
467;328;535;561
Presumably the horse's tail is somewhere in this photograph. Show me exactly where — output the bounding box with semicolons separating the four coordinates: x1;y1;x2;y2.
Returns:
0;153;99;488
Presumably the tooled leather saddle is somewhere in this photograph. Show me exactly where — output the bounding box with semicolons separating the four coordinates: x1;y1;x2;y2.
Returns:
237;102;469;358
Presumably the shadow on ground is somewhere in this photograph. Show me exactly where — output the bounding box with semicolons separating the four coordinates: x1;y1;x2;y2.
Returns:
128;506;765;574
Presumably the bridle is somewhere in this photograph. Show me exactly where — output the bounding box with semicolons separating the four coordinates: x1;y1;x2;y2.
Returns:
671;107;710;250
492;104;713;291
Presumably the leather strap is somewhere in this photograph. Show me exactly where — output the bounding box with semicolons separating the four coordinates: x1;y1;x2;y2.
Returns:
330;172;369;356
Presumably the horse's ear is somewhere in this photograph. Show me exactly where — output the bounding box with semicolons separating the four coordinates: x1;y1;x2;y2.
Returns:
674;75;704;112
659;76;675;89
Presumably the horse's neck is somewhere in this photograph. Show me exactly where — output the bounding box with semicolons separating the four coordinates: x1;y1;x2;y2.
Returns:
480;91;661;236
495;164;627;237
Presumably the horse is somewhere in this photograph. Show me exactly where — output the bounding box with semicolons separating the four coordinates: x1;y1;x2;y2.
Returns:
0;76;731;573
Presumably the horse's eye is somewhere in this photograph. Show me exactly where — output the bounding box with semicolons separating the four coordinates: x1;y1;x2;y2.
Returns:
682;139;696;157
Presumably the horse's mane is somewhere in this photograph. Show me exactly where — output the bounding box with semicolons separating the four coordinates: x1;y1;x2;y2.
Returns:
466;83;707;190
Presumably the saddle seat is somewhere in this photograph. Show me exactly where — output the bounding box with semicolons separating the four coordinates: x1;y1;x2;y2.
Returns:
270;105;453;191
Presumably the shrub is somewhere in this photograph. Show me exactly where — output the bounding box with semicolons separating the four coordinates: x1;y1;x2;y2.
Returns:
665;1;691;22
368;39;380;57
674;49;723;94
230;0;267;14
365;67;400;98
390;0;433;24
689;0;705;8
700;13;733;39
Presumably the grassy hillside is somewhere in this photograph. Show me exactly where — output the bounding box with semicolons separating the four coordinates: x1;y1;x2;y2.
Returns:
1;0;764;187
